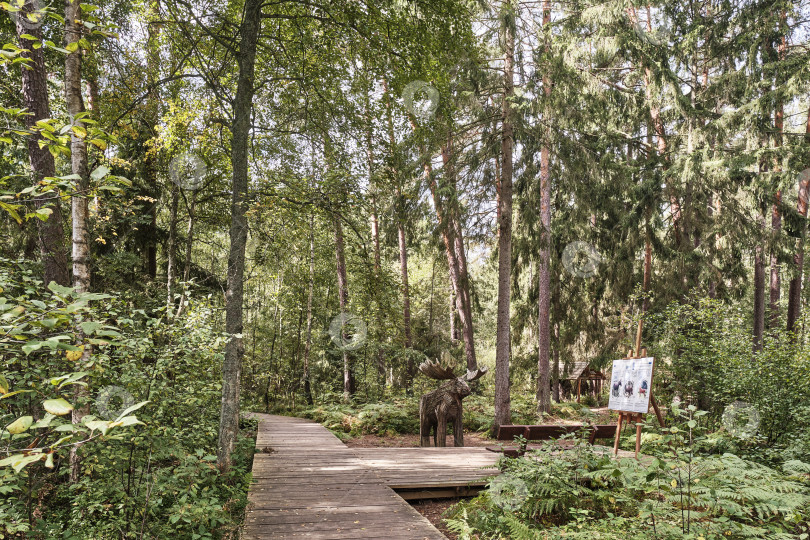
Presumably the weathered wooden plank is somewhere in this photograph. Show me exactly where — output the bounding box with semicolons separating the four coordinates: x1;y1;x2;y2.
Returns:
243;414;454;539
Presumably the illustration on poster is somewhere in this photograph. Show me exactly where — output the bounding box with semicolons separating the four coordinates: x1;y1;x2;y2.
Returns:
608;357;654;414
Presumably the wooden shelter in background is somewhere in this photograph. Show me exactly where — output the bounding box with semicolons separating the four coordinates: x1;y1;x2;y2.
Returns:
563;361;607;403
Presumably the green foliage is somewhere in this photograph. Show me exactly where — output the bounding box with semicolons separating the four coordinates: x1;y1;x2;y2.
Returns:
446;406;810;539
0;260;253;537
299;397;420;437
649;299;810;463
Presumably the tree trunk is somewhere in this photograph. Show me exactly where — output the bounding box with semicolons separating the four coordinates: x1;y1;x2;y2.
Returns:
303;217;315;405
65;0;92;483
494;0;515;429
217;0;261;473
143;0;161;279
175;193;196;318
333;214;354;398
397;215;412;350
770;191;781;327
423;132;477;371
552;322;560;403
786;107;810;335
166;184;179;308
384;81;413;356
443;137;478;372
537;0;552;414
753;220;766;352
16;6;69;287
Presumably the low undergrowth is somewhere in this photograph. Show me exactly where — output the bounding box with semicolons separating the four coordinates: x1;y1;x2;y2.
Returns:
293;393;569;439
445;405;810;539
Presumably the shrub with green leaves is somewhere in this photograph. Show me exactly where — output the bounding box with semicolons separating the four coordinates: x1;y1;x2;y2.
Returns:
0;260;254;538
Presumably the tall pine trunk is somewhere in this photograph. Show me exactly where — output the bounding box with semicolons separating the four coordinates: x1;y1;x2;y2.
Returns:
218;0;262;473
16;5;69;287
536;0;552;414
494;0;515;429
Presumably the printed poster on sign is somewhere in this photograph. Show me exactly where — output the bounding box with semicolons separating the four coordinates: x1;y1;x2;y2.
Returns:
608;357;655;414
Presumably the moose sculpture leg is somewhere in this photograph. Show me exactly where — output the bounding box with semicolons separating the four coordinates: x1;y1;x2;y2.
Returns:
417;359;488;447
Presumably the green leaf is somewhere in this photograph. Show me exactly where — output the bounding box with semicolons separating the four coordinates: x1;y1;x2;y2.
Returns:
79;321;103;334
4;453;45;472
0;390;32;400
0;374;7;394
90;165;110;181
84;419;111;435
114;415;144;428
115;401;148;420
7;415;33;434
21;341;44;355
47;281;75;296
31;414;56;429
43;398;73;416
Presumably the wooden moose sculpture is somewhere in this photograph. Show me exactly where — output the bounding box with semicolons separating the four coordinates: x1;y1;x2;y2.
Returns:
418;359;488;447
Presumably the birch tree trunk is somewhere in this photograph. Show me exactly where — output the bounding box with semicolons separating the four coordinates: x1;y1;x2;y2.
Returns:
65;0;92;482
218;0;262;473
494;0;515;428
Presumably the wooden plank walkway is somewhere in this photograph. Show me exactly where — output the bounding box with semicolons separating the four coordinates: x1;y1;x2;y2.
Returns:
352;447;499;499
242;413;641;537
243;414;465;539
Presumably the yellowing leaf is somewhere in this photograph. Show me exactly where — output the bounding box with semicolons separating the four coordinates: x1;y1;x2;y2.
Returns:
7;415;33;434
43;398;73;416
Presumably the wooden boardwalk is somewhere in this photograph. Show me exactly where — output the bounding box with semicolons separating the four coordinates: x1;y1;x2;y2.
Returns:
243;414;499;539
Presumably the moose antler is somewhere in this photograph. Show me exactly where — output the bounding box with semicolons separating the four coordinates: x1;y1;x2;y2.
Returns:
418;359;457;380
463;366;488;382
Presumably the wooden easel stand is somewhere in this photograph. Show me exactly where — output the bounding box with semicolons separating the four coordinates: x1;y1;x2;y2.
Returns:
612;346;663;459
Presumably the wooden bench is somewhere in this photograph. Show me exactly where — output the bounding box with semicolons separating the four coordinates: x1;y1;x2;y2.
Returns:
486;424;618;457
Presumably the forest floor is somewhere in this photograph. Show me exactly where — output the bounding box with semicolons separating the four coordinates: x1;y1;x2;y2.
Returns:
343;431;491;536
342;409;615;536
410;498;460;539
343;431;493;447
